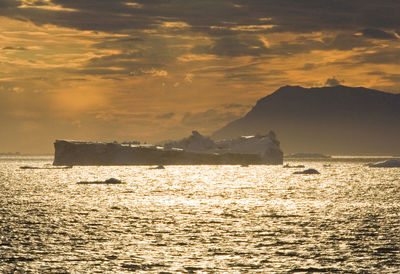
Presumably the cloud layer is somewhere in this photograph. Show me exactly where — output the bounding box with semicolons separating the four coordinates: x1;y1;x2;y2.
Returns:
1;0;400;152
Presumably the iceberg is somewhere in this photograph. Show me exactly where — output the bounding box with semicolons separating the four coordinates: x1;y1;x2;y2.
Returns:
293;168;320;174
53;131;283;166
215;131;283;164
77;178;124;185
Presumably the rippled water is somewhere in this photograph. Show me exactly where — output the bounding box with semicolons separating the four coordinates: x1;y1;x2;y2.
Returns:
1;156;399;273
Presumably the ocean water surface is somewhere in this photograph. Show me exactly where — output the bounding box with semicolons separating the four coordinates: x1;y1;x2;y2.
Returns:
1;156;399;273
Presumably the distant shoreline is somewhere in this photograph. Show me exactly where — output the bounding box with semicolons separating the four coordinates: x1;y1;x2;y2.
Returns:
284;155;398;159
2;154;397;161
1;154;397;157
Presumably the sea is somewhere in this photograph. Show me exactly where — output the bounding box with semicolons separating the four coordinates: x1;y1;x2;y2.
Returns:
0;156;399;273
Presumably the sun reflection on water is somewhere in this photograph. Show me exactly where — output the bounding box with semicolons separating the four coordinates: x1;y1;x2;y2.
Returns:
1;159;399;272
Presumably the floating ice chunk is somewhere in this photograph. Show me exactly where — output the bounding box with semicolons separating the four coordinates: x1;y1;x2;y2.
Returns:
293;168;320;174
77;178;124;184
368;159;400;168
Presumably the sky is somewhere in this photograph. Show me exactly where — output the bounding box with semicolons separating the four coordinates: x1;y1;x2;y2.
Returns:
1;0;400;153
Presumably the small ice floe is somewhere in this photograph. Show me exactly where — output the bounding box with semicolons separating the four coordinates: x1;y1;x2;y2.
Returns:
368;159;400;168
20;165;72;170
20;166;40;169
293;168;320;175
283;164;305;168
77;178;124;185
150;165;165;169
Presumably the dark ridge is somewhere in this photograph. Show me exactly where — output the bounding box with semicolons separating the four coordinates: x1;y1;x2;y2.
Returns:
213;85;400;155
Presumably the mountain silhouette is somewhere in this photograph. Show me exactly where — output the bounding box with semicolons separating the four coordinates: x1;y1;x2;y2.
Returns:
212;85;400;155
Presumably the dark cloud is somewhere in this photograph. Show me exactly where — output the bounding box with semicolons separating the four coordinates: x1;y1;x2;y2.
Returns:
381;74;400;82
2;46;27;50
265;32;374;56
223;72;269;82
302;63;317;70
156;112;175;119
325;77;344;87
61;78;88;82
240;0;400;33
75;68;128;76
192;62;263;83
4;0;400;36
79;50;169;77
194;36;269;57
181;109;240;128
94;37;144;51
33;0;239;32
367;71;387;76
269;38;324;56
223;104;247;109
0;0;20;8
356;48;400;64
85;34;192;76
361;28;398;40
327;34;373;50
207;33;365;60
2;0;400;63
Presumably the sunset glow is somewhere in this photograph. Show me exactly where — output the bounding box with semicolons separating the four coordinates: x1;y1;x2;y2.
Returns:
1;1;400;153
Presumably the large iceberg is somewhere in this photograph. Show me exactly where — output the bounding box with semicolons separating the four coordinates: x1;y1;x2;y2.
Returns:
53;131;283;166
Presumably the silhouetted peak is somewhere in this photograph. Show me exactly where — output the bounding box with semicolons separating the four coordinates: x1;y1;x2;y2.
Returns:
212;84;400;155
192;130;201;137
273;85;305;94
252;85;398;113
263;85;395;102
274;84;362;93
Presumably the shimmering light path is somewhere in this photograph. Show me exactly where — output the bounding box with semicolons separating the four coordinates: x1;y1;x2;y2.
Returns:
1;156;399;272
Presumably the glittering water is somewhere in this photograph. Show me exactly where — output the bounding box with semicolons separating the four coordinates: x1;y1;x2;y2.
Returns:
1;156;399;273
